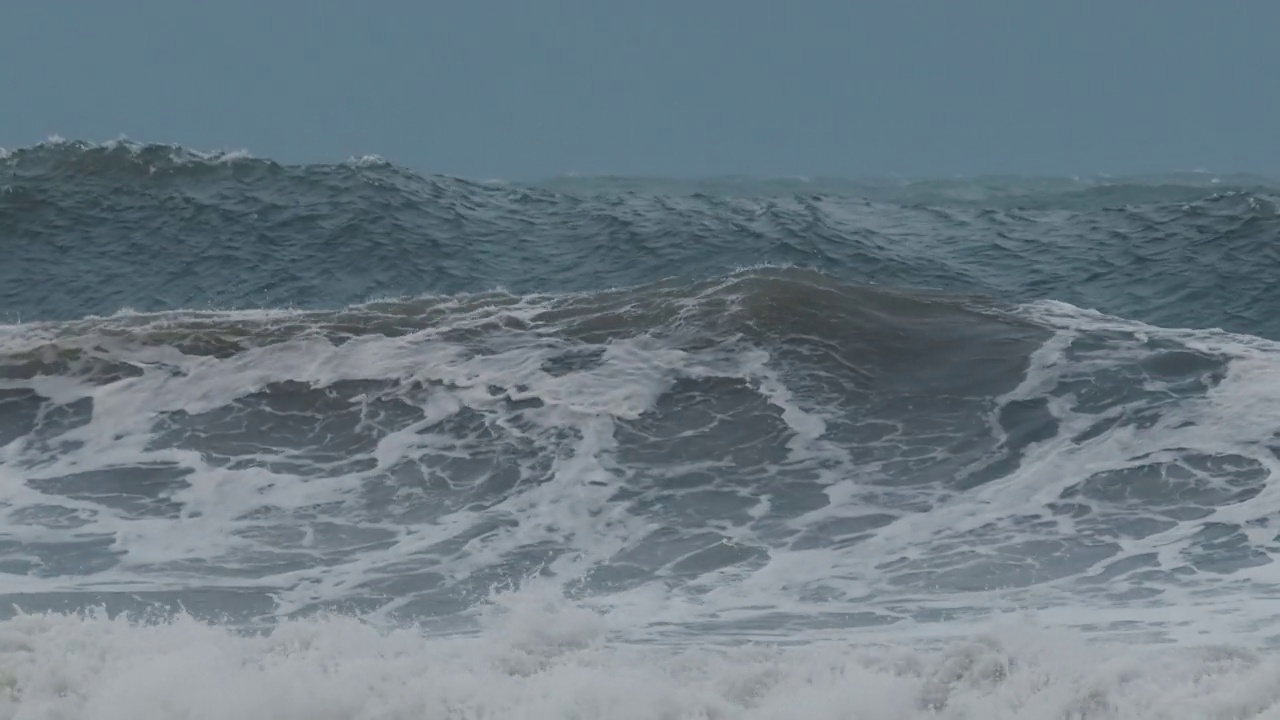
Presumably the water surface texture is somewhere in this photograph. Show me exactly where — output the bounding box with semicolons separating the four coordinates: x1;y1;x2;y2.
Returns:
3;140;1280;718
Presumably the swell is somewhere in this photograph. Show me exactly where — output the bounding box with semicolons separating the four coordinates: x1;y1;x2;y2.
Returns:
3;141;1280;341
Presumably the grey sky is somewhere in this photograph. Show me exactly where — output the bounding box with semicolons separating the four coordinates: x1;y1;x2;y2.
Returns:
4;0;1277;179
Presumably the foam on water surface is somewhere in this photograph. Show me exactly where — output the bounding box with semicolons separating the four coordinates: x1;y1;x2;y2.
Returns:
0;271;1278;648
2;595;1280;720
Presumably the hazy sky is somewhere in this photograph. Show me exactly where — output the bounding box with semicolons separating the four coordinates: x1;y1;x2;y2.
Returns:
4;0;1277;179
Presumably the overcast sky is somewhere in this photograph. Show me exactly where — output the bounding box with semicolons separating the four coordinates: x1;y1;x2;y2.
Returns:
3;0;1277;179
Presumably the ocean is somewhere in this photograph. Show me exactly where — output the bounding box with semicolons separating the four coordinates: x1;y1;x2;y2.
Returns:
3;138;1280;718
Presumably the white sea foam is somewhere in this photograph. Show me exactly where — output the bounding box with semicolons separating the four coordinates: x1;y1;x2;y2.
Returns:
346;154;389;167
0;592;1278;720
0;135;256;166
3;290;1280;643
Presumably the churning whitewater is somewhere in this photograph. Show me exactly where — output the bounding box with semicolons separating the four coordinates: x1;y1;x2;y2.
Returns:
3;139;1280;718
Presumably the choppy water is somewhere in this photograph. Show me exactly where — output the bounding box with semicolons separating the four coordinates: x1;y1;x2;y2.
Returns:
3;139;1280;718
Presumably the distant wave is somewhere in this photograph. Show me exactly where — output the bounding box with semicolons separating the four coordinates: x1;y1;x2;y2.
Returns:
3;140;1279;340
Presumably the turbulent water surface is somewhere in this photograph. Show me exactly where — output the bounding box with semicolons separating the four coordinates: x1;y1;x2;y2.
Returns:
3;140;1280;718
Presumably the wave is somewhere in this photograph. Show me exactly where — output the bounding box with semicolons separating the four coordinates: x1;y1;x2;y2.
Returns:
5;141;1280;342
2;270;1278;643
6;138;1277;208
1;137;257;174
